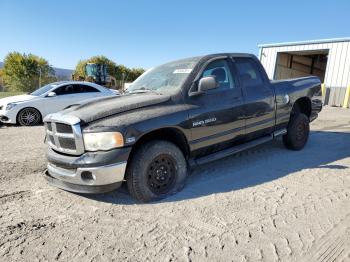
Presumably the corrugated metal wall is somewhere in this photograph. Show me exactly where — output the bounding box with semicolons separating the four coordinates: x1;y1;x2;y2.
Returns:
259;40;350;106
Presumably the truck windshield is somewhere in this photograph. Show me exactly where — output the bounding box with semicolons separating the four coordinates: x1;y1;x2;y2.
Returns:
128;57;201;94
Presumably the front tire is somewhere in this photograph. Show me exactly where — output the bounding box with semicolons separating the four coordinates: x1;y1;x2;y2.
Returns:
17;108;42;126
283;113;310;150
126;140;187;202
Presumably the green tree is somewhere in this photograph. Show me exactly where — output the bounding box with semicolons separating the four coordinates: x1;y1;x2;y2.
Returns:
115;65;145;82
115;64;129;80
0;69;4;91
73;55;145;83
126;67;145;82
73;55;117;79
2;52;55;92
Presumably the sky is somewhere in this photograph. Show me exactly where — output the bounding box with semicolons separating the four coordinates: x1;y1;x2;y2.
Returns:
0;0;349;70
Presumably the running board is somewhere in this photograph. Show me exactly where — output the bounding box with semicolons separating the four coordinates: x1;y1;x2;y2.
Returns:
192;135;272;166
191;128;287;167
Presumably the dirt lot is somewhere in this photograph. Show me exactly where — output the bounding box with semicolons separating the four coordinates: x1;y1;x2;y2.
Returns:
0;106;349;262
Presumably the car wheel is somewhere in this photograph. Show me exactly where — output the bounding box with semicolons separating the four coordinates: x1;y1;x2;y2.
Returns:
17;108;42;126
126;140;187;202
283;113;310;150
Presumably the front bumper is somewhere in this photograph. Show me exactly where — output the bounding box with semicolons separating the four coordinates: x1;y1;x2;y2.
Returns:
43;162;126;194
45;147;131;194
0;109;17;124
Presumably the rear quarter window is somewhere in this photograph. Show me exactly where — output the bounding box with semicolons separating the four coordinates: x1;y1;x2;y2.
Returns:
234;58;264;87
76;85;100;93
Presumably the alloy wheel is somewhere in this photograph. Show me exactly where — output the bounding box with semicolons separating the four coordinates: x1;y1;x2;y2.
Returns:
19;109;40;126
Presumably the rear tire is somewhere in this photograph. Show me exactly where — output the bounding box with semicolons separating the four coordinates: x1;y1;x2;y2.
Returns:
283;113;310;150
17;108;42;126
126;140;187;202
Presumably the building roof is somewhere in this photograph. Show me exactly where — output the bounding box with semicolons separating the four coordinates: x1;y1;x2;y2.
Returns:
258;37;350;48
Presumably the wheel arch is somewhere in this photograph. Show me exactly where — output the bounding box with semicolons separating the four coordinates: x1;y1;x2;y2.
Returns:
291;97;312;118
128;127;190;165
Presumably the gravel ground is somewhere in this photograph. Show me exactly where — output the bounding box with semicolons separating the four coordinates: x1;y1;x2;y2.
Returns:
0;106;349;262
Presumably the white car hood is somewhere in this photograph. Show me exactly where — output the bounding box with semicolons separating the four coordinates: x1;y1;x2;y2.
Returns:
0;94;37;106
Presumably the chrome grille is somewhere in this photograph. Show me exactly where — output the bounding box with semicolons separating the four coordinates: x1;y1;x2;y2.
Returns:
46;122;52;131
56;123;73;133
44;114;84;155
48;134;55;144
58;136;76;150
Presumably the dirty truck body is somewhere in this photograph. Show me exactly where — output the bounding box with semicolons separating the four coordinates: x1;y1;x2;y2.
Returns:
43;53;322;202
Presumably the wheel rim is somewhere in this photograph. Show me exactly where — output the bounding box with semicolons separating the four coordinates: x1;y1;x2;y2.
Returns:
20;109;40;125
147;154;176;195
296;120;307;141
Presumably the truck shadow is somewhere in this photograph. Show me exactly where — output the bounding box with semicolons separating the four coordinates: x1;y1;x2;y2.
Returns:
86;130;350;205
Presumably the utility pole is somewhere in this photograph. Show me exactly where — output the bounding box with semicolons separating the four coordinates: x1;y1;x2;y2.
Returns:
38;67;42;88
122;72;125;91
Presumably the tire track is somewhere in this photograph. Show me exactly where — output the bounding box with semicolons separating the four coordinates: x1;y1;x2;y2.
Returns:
300;214;350;262
0;190;30;204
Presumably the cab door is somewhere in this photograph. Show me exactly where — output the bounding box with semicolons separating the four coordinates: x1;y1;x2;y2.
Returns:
232;57;275;140
43;84;79;115
188;58;245;156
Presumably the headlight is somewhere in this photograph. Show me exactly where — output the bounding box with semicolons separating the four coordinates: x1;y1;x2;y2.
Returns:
6;103;17;110
83;132;124;151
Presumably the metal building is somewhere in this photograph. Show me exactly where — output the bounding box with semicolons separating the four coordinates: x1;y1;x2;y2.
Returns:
258;37;350;107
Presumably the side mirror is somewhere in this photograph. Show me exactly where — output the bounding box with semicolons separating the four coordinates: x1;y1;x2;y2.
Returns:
198;76;218;92
47;92;56;97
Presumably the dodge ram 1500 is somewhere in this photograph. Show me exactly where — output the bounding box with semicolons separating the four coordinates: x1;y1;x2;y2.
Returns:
43;53;322;202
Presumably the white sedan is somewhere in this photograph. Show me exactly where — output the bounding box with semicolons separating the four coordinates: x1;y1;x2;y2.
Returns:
0;81;119;126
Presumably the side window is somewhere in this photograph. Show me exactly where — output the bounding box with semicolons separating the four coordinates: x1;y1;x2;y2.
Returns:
71;85;89;94
71;85;84;94
234;58;264;87
54;85;74;96
78;85;100;93
53;84;100;95
202;59;235;90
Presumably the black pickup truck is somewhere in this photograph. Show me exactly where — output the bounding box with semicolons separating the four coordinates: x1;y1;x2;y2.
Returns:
43;53;322;202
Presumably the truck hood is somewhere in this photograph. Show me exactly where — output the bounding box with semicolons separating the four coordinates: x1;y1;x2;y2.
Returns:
0;94;37;106
63;93;171;123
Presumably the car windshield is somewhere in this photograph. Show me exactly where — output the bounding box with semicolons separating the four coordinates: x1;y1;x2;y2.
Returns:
30;82;62;96
127;57;201;94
